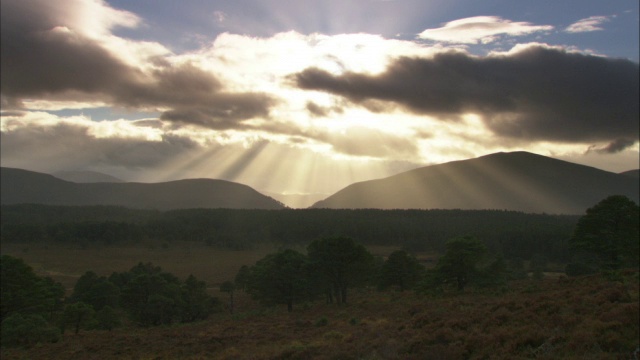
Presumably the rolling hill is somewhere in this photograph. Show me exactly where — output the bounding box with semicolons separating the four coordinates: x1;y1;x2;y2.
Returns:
620;169;640;178
0;167;284;210
53;170;124;183
311;151;639;214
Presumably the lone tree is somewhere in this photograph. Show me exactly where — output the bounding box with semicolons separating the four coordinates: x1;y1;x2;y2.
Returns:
307;236;375;304
435;236;487;291
234;265;250;292
219;281;235;314
570;195;639;270
246;249;310;312
378;250;425;291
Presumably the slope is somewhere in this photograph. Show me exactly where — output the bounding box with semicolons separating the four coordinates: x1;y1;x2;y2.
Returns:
311;151;639;214
1;167;284;210
53;170;124;183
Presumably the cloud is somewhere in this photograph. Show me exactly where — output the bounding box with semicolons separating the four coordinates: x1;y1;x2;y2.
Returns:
587;138;638;154
565;16;610;33
0;0;277;129
293;43;639;145
417;16;553;44
0;112;202;173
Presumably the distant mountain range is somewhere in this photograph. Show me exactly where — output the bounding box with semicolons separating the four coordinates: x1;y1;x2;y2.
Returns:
1;168;284;210
311;151;639;214
2;152;638;213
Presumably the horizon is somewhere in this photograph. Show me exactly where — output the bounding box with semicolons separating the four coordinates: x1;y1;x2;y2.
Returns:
1;0;638;198
4;150;638;209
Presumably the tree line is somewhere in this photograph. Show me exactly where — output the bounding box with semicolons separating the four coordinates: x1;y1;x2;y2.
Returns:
232;196;639;311
1;206;578;262
1;256;220;348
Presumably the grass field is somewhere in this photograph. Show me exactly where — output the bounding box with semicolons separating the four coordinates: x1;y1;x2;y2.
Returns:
0;242;406;292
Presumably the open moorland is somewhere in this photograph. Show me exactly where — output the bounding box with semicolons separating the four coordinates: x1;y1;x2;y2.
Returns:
1;199;637;359
1;269;638;360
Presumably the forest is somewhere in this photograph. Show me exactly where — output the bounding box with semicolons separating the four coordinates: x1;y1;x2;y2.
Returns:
1;205;578;262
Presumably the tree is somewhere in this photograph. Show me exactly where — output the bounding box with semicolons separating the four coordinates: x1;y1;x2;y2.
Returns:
220;281;235;314
112;263;215;326
95;306;121;331
307;237;375;304
1;313;60;348
434;236;487;291
1;255;64;321
181;275;215;322
62;302;95;334
120;273;181;326
246;249;310;312
234;265;250;292
570;195;639;270
72;271;120;311
378;250;425;291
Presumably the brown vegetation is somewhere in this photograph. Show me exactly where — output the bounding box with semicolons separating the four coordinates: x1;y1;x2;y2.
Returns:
2;270;638;359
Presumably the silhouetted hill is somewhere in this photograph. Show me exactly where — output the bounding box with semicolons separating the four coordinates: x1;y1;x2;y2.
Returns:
53;170;124;183
311;152;639;214
1;168;284;210
620;169;639;178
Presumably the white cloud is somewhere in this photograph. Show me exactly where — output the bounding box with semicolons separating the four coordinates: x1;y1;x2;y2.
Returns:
417;16;553;44
565;16;610;33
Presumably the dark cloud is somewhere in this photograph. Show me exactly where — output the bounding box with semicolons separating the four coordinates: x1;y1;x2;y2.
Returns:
306;102;330;117
0;0;276;129
305;101;345;117
294;45;639;145
0;119;201;171
0;1;140;98
159;93;275;130
587;138;638;154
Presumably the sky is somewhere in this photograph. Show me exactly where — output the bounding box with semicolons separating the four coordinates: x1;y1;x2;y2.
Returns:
1;0;638;206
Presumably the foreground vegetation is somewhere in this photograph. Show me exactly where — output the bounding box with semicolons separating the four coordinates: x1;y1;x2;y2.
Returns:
1;196;638;358
1;271;638;359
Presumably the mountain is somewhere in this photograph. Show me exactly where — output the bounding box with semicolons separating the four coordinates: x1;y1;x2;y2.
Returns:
1;167;284;210
54;170;124;183
311;152;639;214
620;169;639;178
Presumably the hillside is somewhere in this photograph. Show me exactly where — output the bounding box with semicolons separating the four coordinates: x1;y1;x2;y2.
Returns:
0;168;284;210
620;169;640;178
312;152;639;214
53;170;124;183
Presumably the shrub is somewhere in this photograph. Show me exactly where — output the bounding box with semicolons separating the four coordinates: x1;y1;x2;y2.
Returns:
315;317;328;327
94;306;121;331
1;313;60;348
565;262;597;277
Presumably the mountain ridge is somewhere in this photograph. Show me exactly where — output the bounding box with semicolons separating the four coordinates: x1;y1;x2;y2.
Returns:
1;167;284;210
311;151;639;214
53;170;124;183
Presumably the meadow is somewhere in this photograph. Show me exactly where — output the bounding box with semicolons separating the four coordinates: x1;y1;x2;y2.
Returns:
0;241;405;292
